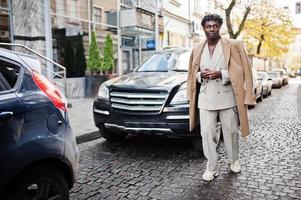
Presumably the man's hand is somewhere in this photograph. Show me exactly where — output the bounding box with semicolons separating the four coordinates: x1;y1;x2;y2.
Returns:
201;68;222;80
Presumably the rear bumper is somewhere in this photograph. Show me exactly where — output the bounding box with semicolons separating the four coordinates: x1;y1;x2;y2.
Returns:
272;81;282;87
262;85;270;95
93;98;199;138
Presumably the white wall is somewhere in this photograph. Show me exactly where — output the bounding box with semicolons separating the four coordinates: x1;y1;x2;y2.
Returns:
162;0;191;48
162;0;190;19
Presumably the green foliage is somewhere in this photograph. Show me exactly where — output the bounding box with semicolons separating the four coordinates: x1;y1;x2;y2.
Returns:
64;37;75;77
74;34;86;77
102;34;115;72
87;31;102;73
287;53;301;70
64;34;86;77
242;0;297;58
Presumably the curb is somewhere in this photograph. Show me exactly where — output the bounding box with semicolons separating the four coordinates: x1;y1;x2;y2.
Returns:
76;130;101;144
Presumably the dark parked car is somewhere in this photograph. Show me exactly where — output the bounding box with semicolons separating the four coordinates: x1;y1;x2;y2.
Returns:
93;49;203;144
0;48;79;199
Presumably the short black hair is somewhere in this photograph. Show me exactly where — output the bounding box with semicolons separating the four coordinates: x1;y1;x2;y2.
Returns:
201;14;223;27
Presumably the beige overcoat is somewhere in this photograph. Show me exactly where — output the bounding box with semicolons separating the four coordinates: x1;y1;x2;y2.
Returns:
187;37;256;137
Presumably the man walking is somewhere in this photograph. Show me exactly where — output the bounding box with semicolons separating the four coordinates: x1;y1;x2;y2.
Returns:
187;14;255;181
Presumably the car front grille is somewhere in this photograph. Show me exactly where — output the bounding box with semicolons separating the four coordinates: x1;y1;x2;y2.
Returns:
110;90;168;113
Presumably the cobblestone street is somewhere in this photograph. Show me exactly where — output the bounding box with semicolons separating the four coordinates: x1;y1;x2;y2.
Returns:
70;79;301;200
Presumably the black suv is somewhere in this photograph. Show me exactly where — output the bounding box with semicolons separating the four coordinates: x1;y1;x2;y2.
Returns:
93;48;201;143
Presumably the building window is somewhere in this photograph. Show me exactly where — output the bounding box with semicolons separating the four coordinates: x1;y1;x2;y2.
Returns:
121;0;135;7
93;7;102;23
296;2;301;14
0;2;11;44
194;0;201;14
169;0;181;7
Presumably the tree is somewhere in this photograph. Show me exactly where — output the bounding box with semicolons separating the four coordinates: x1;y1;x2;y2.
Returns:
64;37;75;77
242;0;297;58
102;34;115;73
214;0;254;39
87;31;102;74
287;53;301;72
74;34;86;77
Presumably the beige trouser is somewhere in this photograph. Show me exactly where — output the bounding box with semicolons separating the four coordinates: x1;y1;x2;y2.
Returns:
199;107;239;171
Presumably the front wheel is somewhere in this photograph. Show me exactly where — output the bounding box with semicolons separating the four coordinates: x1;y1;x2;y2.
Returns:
99;127;128;142
258;90;263;102
192;137;203;152
5;165;69;200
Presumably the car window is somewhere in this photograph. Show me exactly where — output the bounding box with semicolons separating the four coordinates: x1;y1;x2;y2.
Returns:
172;51;191;72
137;53;172;72
0;60;20;91
137;50;190;72
257;72;267;79
267;72;279;78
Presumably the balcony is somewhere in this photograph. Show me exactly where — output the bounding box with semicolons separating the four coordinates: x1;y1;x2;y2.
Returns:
106;7;163;37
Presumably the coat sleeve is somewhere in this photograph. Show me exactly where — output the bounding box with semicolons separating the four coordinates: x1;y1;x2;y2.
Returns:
187;49;194;99
239;41;256;105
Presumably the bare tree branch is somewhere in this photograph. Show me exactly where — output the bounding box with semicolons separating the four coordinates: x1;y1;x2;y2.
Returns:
256;34;264;54
225;0;236;38
233;6;251;38
214;0;226;10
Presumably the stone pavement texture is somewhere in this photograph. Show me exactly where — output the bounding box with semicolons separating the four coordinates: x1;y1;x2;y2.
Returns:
70;79;301;200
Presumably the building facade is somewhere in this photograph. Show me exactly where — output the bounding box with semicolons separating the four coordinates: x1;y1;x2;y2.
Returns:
0;0;218;77
161;0;192;48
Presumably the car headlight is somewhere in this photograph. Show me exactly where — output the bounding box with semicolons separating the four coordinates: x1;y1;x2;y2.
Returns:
170;84;188;104
98;84;109;100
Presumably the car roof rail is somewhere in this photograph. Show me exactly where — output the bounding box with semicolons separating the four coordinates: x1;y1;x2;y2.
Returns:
0;43;67;96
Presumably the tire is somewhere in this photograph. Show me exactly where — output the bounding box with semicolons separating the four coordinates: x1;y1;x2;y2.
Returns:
258;89;263;102
192;137;203;152
263;90;268;98
99;127;128;142
268;89;272;96
5;165;69;200
248;104;255;109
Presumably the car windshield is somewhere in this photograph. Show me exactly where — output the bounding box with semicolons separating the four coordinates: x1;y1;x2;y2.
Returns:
257;72;267;79
136;50;191;72
267;72;280;78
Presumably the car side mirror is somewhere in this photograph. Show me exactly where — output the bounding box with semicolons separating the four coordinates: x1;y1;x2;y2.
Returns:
268;78;272;81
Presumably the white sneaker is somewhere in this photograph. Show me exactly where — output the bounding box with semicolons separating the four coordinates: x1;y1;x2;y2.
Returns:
202;169;219;181
230;160;241;173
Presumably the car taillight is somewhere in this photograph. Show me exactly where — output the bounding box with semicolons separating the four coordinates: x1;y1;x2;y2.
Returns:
32;71;67;111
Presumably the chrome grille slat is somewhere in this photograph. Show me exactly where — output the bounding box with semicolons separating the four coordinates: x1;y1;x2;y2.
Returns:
111;92;166;99
110;90;168;112
111;97;164;105
111;103;162;111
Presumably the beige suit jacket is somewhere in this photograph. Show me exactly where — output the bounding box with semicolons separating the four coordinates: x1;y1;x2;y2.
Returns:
198;39;236;110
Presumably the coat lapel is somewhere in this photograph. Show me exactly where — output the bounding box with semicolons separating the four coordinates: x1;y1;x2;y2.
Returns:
193;41;206;71
221;37;230;68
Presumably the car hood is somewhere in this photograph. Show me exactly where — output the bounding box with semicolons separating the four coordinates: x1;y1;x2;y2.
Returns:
106;72;187;92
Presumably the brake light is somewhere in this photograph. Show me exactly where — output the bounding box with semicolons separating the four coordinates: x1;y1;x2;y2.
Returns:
32;71;67;111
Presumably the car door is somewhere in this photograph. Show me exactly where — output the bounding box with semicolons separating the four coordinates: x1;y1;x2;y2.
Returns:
0;57;24;187
252;69;260;98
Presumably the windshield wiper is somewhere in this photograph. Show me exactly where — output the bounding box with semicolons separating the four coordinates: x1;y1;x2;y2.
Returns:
137;70;168;72
171;69;188;72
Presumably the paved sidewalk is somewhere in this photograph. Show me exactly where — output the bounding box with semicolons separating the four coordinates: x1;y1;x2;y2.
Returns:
68;98;100;143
